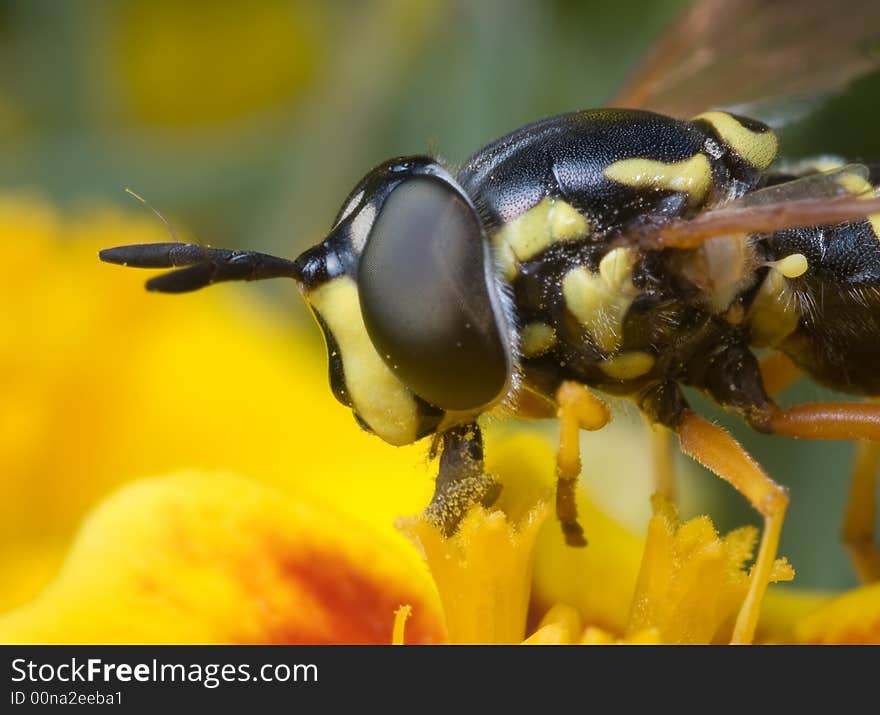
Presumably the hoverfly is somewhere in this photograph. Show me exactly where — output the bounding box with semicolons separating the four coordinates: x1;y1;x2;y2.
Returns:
100;0;880;644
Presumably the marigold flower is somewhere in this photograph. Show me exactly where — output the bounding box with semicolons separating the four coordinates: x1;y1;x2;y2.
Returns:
401;501;548;645
0;196;429;612
0;472;444;644
794;582;880;644
402;439;797;645
2;196;878;645
626;495;793;644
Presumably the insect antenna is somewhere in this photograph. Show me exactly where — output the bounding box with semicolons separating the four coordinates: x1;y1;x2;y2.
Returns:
100;189;303;293
124;187;187;245
99;242;304;293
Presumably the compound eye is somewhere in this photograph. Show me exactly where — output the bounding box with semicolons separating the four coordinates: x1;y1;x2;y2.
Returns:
358;177;511;411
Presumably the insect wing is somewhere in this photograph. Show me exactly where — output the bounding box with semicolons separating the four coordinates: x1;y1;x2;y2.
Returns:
649;196;880;250
744;164;873;205
612;0;880;118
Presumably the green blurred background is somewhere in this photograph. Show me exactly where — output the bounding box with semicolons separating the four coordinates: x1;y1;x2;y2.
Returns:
1;0;878;590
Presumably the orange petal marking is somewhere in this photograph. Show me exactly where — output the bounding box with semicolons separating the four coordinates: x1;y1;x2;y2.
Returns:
0;472;445;644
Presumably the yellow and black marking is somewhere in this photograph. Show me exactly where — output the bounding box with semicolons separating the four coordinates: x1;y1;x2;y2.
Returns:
756;164;880;394
307;276;443;445
693;111;779;171
491;197;589;280
745;254;807;348
473;109;787;399
834;168;880;239
561;247;640;353
100;104;880;591
520;321;557;357
603;154;713;207
598;351;656;380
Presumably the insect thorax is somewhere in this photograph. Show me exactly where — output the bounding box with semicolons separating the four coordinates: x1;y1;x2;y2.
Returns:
457;109;779;404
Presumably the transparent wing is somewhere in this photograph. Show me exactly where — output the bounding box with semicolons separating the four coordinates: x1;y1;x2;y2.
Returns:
625;164;880;249
613;0;880;119
744;164;871;205
648;194;880;249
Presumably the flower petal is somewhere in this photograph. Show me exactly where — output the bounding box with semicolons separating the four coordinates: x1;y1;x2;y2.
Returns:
0;472;445;644
753;587;831;644
626;495;793;644
794;582;880;644
580;626;661;645
0;199;431;612
522;434;646;635
402;503;548;645
522;604;583;645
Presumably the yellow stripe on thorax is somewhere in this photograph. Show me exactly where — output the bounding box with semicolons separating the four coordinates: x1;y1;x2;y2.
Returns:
520;322;557;357
492;197;590;280
835;169;880;240
746;267;801;348
599;351;655;380
693;111;778;171
603;153;713;206
835;171;873;197
307;277;419;446
561;247;639;353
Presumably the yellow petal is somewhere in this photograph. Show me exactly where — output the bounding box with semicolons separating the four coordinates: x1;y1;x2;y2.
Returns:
525;434;646;635
626;495;793;644
523;604;583;645
402;503;548;645
580;626;661;645
0;198;432;611
400;433;564;644
392;605;412;645
794;582;880;644
0;472;445;644
754;587;831;644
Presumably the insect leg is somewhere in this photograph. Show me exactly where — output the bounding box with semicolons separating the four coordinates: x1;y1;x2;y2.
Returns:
759;402;880;441
555;382;611;547
750;356;880;580
677;410;789;645
842;440;880;583
640;382;692;504
423;423;501;537
641;379;786;643
755;400;880;583
648;420;677;502
758;352;802;397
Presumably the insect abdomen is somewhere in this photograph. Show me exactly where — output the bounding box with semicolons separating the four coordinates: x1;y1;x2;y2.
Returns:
754;217;880;394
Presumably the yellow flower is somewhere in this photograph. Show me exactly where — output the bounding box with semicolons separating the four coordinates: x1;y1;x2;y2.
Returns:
400;438;798;645
400;432;647;644
794;582;880;644
0;429;795;646
108;0;322;128
625;496;794;644
0;195;430;613
400;495;548;644
1;195;877;645
0;471;445;644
